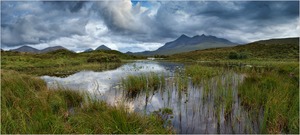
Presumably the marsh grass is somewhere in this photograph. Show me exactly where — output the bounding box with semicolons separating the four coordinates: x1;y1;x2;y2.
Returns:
173;69;188;100
185;62;299;134
121;72;166;98
185;64;222;85
238;65;299;133
153;108;174;128
1;70;172;134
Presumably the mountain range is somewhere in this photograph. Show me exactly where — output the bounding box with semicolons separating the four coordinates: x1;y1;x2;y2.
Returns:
10;46;68;53
83;45;112;52
11;44;113;54
96;45;111;51
11;46;40;53
131;34;237;55
10;34;236;55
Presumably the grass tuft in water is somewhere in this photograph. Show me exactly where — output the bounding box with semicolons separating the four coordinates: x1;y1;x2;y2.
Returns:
185;65;222;85
121;72;166;98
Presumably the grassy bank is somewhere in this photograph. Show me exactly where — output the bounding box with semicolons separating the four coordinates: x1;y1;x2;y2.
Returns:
1;49;142;76
169;38;298;61
1;70;172;134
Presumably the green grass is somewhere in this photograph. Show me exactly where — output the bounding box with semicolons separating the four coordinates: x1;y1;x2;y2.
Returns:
185;64;222;85
153;108;174;128
1;49;142;76
179;61;299;134
174;69;188;98
238;71;299;134
121;72;165;98
1;70;172;134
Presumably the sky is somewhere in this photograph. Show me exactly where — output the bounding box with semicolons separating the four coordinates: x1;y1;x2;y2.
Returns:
1;0;299;52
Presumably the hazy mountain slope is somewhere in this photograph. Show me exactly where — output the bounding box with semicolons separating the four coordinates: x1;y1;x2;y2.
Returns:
40;46;67;53
133;34;237;56
10;46;69;53
10;46;40;53
84;48;94;52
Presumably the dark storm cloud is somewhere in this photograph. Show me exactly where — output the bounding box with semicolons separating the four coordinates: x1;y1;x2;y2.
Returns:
89;1;299;44
1;1;89;47
207;1;299;24
243;1;298;20
153;1;299;43
43;1;87;13
1;0;299;52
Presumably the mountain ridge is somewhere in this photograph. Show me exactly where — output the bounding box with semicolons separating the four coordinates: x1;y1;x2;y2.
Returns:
40;46;67;53
10;46;69;53
132;34;237;56
10;45;40;53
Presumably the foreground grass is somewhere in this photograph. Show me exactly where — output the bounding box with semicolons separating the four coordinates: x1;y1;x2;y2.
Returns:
1;70;172;134
238;69;299;133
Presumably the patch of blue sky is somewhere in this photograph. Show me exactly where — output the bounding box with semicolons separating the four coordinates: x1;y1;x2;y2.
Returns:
131;0;152;8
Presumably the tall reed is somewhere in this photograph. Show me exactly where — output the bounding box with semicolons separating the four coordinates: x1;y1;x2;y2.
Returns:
121;72;166;98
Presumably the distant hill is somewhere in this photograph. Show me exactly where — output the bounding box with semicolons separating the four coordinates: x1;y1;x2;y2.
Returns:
125;51;135;55
84;48;94;52
252;37;299;45
10;46;40;53
96;45;111;51
40;46;68;53
134;34;237;56
10;46;69;53
169;37;299;60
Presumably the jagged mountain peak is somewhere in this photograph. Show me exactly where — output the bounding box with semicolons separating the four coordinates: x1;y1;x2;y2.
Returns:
147;34;237;55
176;34;190;40
96;45;111;50
179;34;190;38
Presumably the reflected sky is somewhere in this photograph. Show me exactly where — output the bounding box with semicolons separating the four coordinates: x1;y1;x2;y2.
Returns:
41;60;182;93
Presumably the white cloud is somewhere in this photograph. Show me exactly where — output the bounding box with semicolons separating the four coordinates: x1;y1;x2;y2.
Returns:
85;19;109;38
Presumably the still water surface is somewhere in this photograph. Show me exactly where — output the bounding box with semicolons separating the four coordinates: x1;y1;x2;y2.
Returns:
41;60;262;134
